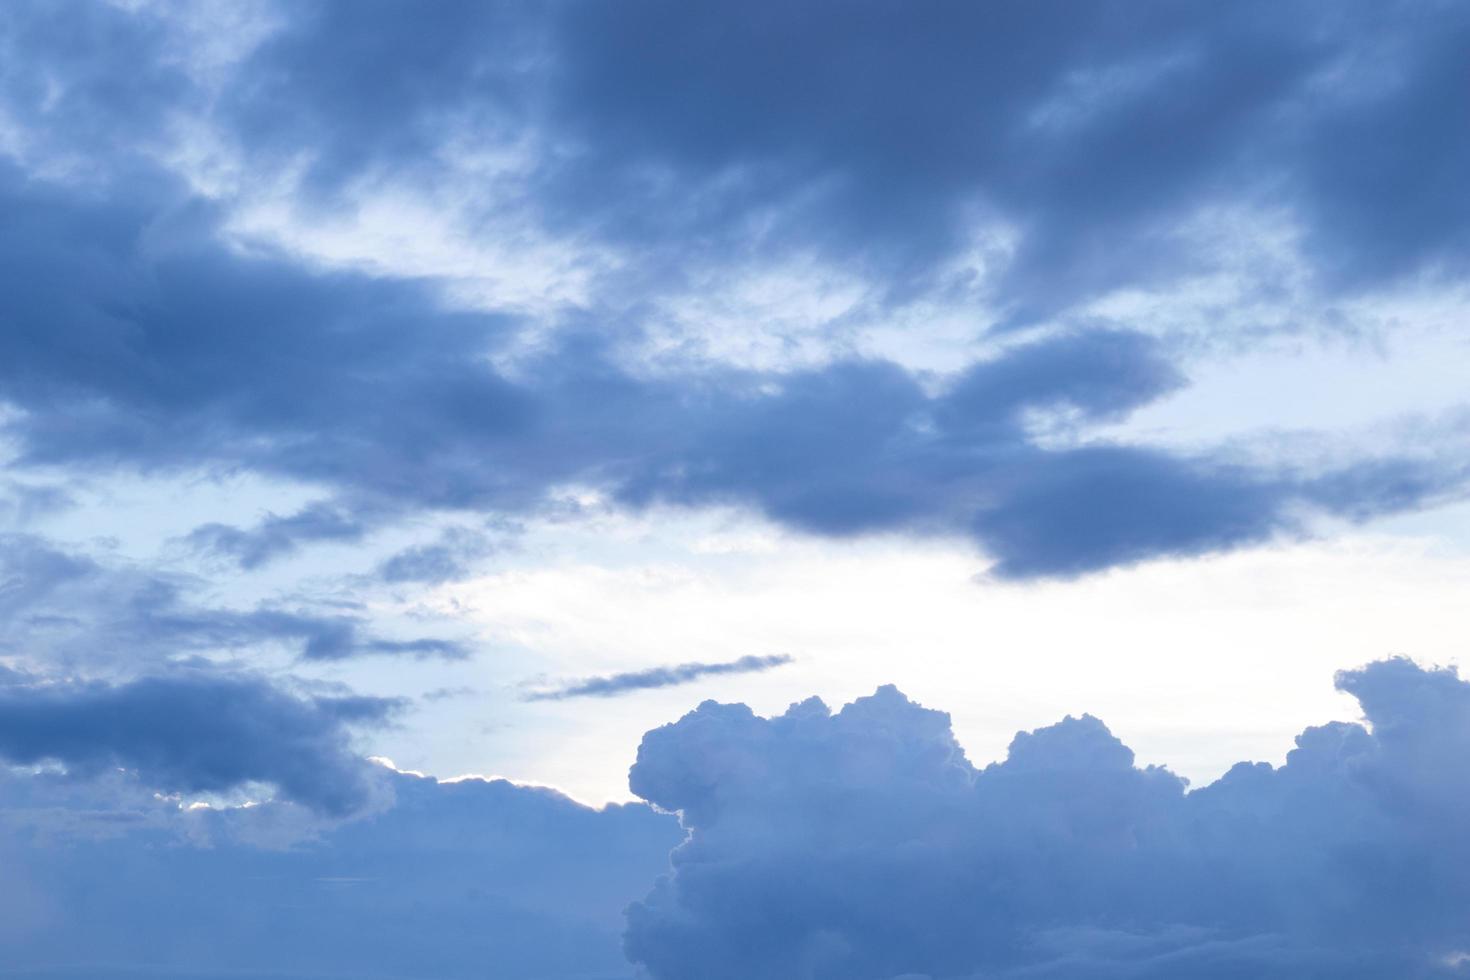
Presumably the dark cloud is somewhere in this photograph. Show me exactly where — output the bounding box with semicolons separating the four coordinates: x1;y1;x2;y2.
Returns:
0;766;682;979
0;157;1459;578
524;654;794;702
203;0;1470;314
624;659;1470;979
557;0;1470;308
10;2;1467;314
966;449;1291;579
0;3;1466;586
0;669;399;815
222;0;543;191
937;330;1185;430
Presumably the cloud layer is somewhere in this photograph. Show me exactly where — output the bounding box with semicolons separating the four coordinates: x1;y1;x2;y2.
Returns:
0;766;681;979
191;0;1470;313
0;3;1466;580
0;162;1456;578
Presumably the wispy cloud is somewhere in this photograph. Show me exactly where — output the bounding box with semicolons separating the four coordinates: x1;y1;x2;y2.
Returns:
523;654;794;701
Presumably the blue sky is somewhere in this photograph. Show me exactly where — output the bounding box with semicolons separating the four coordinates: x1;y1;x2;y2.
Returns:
2;1;1470;977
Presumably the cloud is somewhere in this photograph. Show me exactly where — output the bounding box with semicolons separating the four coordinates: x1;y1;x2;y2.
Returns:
524;654;794;702
0;668;399;815
3;648;1469;979
6;2;1469;347
0;533;470;665
185;501;371;569
201;0;1470;315
0;0;1466;700
0;481;73;526
0;765;682;979
134;600;463;663
624;658;1470;979
219;1;539;192
0;156;1462;579
0;1;197;175
376;526;498;585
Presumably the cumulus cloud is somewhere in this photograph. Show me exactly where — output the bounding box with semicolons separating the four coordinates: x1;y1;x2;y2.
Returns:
4;648;1469;979
624;658;1470;979
524;654;794;702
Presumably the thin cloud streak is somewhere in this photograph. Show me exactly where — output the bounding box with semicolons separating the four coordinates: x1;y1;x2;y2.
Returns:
524;654;795;702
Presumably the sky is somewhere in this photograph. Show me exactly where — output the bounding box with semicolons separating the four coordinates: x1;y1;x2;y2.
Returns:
1;1;1469;977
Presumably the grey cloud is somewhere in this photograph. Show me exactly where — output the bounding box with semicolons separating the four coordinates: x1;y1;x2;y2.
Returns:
0;765;682;979
0;162;1461;579
0;668;400;815
377;526;498;585
185;501;371;569
211;1;1470;315
524;654;794;702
